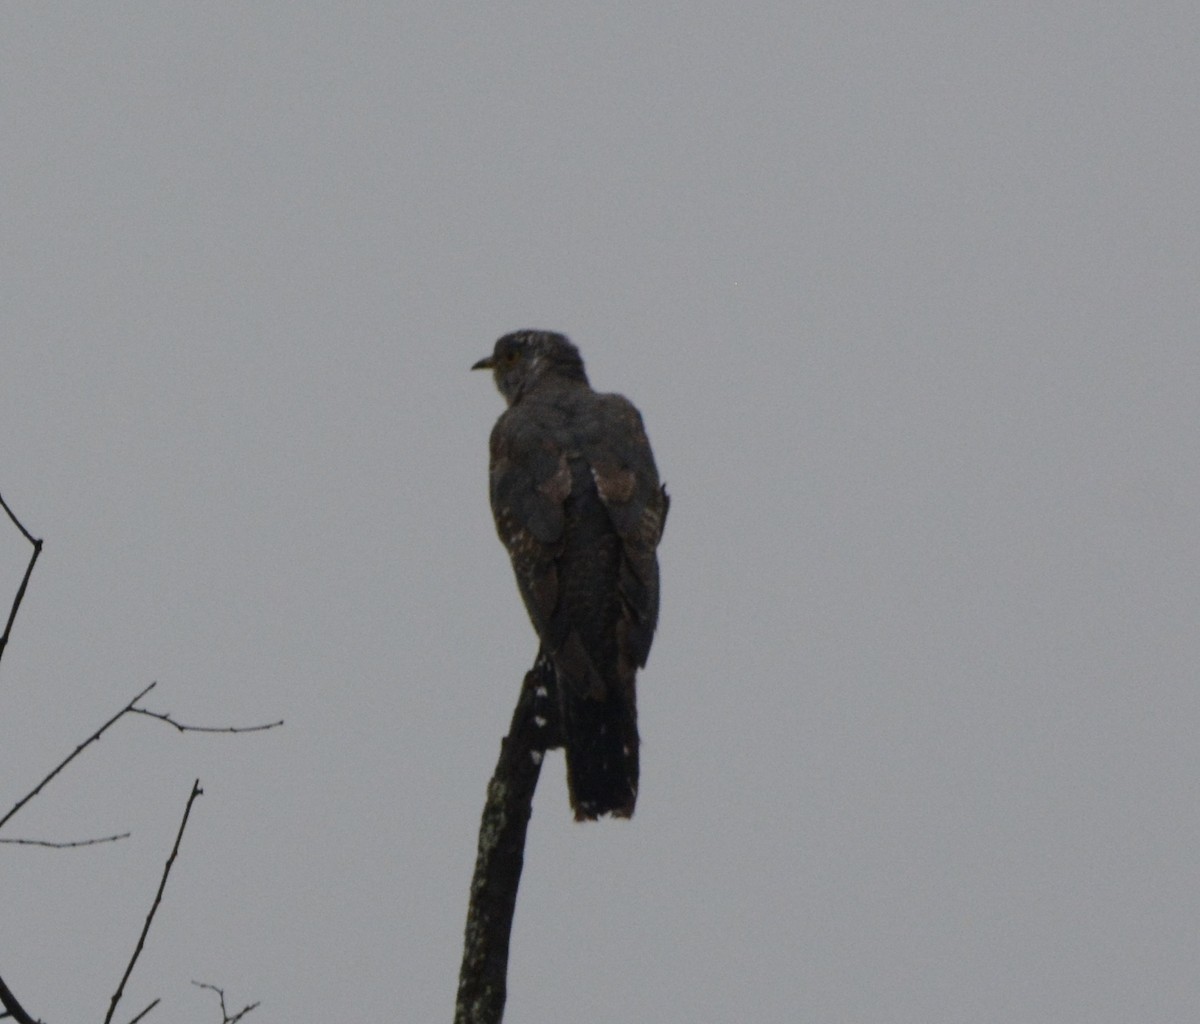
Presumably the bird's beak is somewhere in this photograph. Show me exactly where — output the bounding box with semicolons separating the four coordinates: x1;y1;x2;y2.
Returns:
471;356;494;371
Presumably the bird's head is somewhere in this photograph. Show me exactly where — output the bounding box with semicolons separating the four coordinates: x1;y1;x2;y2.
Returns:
472;330;589;405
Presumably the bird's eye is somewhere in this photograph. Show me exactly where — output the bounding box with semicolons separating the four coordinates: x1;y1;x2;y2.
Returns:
503;350;521;366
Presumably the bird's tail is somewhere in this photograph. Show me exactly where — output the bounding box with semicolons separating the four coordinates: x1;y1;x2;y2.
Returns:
560;673;639;820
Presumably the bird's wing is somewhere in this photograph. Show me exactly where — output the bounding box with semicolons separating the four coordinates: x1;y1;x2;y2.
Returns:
488;406;572;638
586;394;669;668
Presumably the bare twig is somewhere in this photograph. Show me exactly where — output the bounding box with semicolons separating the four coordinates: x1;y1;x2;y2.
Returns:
125;997;160;1024
0;682;157;833
0;831;130;849
1;496;273;1021
0;492;42;673
0;970;39;1024
129;707;283;734
192;982;260;1024
104;780;203;1024
0;681;281;834
455;655;557;1024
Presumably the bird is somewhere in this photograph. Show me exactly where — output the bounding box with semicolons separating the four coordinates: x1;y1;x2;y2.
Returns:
473;330;668;819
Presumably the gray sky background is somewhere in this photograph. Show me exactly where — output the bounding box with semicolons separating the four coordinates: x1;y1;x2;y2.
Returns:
2;5;1197;1022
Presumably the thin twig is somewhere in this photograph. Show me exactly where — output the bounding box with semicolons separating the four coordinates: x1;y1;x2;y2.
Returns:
104;780;203;1024
192;982;260;1024
0;832;130;849
0;683;156;833
129;708;283;733
0;494;38;547
0;970;38;1024
0;492;43;671
125;997;160;1024
228;1002;260;1023
0;682;280;835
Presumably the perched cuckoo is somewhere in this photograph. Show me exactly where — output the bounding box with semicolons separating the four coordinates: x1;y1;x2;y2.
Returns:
473;330;668;819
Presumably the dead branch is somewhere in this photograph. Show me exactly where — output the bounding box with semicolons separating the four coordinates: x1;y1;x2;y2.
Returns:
104;780;203;1024
454;654;559;1024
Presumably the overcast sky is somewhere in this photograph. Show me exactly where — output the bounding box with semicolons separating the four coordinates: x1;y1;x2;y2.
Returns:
2;4;1198;1022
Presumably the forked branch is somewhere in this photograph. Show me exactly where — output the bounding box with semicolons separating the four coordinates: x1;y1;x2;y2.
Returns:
0;682;281;836
0;492;42;672
192;981;260;1024
0;683;157;833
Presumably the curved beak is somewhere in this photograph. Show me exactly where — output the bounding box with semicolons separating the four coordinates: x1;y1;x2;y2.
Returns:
471;356;494;371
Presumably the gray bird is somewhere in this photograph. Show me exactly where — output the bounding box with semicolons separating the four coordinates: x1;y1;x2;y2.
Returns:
473;330;668;819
